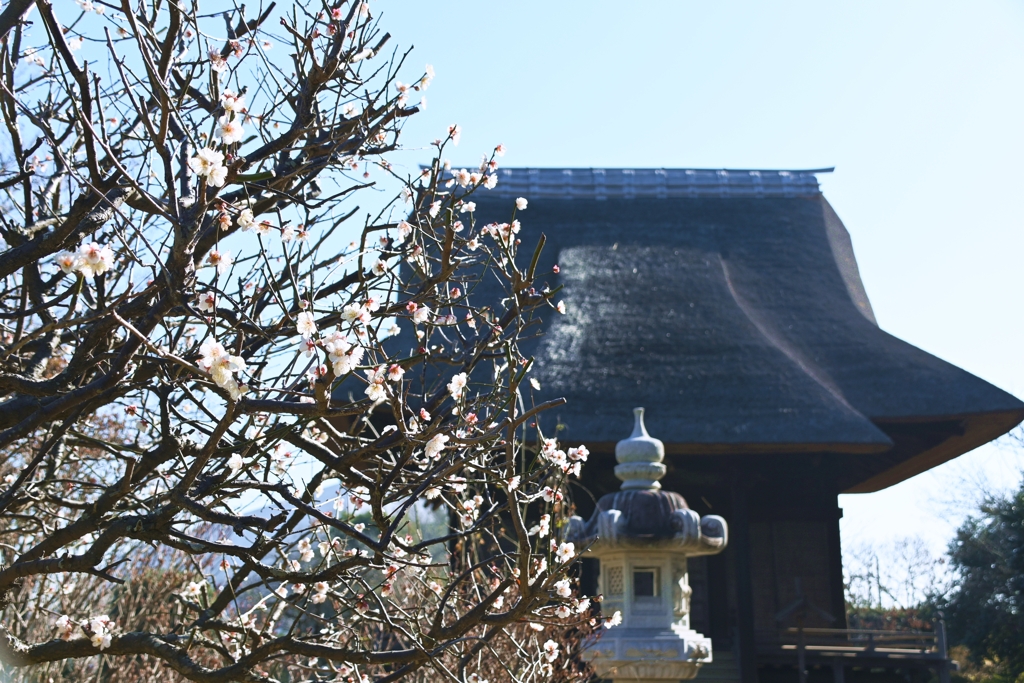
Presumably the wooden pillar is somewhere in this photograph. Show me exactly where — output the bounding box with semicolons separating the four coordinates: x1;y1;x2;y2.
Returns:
937;617;951;683
732;474;758;683
797;624;807;683
832;659;845;683
827;503;848;628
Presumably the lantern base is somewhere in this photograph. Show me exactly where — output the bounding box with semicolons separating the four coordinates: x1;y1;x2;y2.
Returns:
584;626;713;682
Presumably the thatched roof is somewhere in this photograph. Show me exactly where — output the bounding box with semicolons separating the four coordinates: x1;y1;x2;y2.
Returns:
469;168;1024;492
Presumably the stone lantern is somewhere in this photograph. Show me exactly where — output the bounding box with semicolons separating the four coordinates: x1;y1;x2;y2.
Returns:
569;408;729;683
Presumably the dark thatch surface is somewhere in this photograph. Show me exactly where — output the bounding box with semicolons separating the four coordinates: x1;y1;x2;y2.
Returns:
467;170;1024;491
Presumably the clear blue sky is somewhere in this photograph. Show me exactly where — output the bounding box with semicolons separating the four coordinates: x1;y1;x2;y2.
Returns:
376;1;1024;556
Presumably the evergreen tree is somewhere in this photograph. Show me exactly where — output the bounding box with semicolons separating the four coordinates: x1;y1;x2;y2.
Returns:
938;480;1024;681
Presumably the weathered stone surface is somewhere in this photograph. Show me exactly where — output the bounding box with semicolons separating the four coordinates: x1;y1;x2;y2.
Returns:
569;410;729;682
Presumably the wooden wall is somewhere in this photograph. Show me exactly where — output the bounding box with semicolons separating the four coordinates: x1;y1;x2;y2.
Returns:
750;520;835;641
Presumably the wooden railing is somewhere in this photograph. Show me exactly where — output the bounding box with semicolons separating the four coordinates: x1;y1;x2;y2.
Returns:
761;624;951;683
778;627;942;654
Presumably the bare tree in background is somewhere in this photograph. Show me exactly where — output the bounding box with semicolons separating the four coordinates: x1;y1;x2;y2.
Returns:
0;2;606;681
844;536;949;613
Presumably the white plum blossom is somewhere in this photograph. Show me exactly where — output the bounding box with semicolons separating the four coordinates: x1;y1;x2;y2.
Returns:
516;197;528;210
188;148;228;187
420;64;435;89
528;557;547;586
412;304;431;324
396;220;413;243
555;604;572;619
237;208;255;229
207;250;232;274
311;581;330;604
553;578;571;598
54;614;74;640
364;367;387;402
342;303;371;325
227;453;243;473
424;433;449;460
447;124;461;145
209;49;227;73
55;250;79;274
542;639;559;662
556;301;566;314
296;311;317;339
530;377;541;390
319;538;342;557
568;445;590;462
325;332;363;376
555;542;575;564
447;372;468;399
388;364;405;382
24;47;45;67
350;486;371;510
351;48;374;62
482;220;521;246
218;114;245;144
221;89;246;113
538;513;550;538
55;244;115;278
199;337;247;400
88;616;113;651
77;243;115;277
297;538;315;563
197;292;216;313
604;610;623;628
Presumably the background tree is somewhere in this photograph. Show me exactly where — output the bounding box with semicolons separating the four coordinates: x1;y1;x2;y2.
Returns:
0;1;605;681
932;479;1024;682
843;535;949;631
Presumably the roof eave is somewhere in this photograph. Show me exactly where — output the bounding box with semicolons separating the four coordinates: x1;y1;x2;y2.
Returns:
842;407;1024;493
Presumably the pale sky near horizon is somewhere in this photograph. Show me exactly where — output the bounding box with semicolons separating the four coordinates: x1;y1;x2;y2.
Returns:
370;1;1024;570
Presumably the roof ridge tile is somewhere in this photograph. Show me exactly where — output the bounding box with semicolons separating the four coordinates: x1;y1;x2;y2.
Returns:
443;167;831;199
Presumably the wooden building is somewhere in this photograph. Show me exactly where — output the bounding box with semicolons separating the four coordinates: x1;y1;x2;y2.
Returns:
469;168;1024;683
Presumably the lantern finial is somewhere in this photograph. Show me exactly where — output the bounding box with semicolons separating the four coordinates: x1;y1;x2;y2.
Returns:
614;407;667;489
